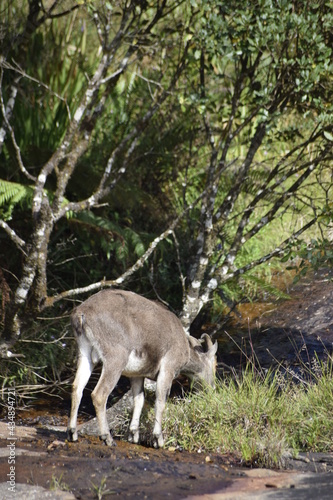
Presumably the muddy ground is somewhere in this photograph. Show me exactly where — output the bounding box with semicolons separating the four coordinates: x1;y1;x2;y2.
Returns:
1;268;333;499
1;422;333;500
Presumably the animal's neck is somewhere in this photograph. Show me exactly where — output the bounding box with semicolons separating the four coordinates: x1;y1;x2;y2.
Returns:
181;351;203;378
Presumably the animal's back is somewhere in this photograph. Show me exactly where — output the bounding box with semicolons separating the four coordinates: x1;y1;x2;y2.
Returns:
72;289;190;367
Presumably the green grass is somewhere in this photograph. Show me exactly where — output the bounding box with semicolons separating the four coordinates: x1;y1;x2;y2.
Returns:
158;363;333;468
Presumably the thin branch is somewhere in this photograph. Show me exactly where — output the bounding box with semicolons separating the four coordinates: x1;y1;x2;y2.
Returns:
224;145;333;266
2;59;72;121
0;66;20;153
0;220;26;254
134;72;165;91
19;330;68;343
219;216;318;284
44;189;205;308
0;67;36;182
57;39;191;220
45;224;177;307
39;0;81;21
171;229;186;304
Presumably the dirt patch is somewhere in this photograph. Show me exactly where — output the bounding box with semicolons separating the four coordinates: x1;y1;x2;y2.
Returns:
254;267;333;338
0;425;239;499
1;425;332;499
234;267;333;338
2;424;332;500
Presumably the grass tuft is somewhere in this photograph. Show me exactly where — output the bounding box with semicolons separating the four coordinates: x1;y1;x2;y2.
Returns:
159;361;333;467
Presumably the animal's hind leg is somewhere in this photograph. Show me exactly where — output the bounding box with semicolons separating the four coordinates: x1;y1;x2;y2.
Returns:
91;363;123;446
128;377;144;444
153;367;174;448
67;355;93;442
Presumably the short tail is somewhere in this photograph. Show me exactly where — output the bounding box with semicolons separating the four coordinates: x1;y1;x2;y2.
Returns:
71;311;85;336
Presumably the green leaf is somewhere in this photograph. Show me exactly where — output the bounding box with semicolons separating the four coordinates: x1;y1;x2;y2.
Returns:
323;131;333;141
0;180;33;220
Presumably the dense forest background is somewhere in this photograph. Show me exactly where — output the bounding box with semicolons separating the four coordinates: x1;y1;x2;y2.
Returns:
0;0;333;396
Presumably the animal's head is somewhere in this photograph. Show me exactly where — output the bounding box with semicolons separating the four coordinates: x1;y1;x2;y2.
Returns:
188;333;218;389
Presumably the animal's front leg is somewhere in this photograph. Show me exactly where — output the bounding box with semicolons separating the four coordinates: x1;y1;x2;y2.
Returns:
128;377;144;444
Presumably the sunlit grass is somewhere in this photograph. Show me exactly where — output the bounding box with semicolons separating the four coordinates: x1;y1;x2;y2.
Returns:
159;361;333;468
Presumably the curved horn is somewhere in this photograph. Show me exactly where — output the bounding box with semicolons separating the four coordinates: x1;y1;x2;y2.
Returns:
200;333;213;349
200;333;218;355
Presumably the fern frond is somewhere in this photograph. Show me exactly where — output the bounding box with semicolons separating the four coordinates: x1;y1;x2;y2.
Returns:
70;210;149;263
0;179;33;220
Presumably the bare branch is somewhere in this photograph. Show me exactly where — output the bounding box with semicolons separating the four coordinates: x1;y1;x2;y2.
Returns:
45;221;178;308
218;216;318;284
0;61;19;154
221;145;333;267
1;59;72;121
0;66;36;182
45;188;205;308
0;220;26;253
57;40;191;220
40;1;81;21
171;229;186;304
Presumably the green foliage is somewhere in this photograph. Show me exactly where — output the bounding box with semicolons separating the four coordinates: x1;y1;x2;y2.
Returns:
296;368;333;451
1;0;333;347
0;179;33;220
173;0;333;310
196;0;332;112
50;474;71;493
160;364;333;467
70;210;147;262
45;209;153;295
90;475;118;499
284;236;333;284
2;12;97;172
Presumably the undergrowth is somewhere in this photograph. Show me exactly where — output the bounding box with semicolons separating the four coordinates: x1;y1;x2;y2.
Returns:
0;317;73;406
158;361;333;468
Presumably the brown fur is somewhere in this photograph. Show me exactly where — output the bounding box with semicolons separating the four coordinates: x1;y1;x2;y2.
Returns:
67;289;217;448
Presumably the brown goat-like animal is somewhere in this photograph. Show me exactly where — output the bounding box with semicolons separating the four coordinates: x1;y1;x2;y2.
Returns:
67;290;217;448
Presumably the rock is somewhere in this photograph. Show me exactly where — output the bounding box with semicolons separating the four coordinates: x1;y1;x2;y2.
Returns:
79;389;133;437
0;483;75;500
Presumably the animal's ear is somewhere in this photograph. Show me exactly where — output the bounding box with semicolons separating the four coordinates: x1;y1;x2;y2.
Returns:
188;335;201;350
200;333;218;356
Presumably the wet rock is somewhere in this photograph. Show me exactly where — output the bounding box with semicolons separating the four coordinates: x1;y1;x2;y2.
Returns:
220;268;333;376
0;483;75;500
286;452;333;473
79;388;133;437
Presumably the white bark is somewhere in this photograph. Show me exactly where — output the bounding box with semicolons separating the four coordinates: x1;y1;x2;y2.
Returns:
0;220;26;251
0;79;18;152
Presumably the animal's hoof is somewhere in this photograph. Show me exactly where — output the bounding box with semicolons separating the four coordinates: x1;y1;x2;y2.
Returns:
67;428;78;442
153;436;164;449
128;430;139;444
100;434;116;447
153;438;164;450
153;439;159;449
